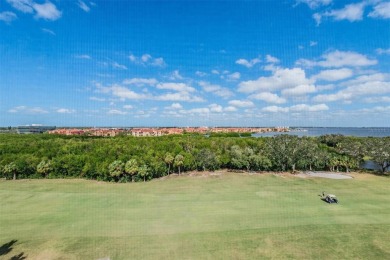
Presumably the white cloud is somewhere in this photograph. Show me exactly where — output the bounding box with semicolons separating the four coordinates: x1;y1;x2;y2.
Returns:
326;2;366;22
313;13;322;26
155;92;204;102
363;96;390;103
368;2;390;19
313;73;390;102
249;92;286;104
195;71;207;77
224;106;237;112
236;57;261;68
89;96;105;102
129;54;166;67
0;11;17;23
41;28;55;35
310;41;318;47
199;81;234;98
77;0;90;12
228;100;255;107
156;83;195;93
107;109;127;115
211;69;219;74
102;84;148;100
209;104;223;113
262;103;328;113
168;70;183;80
8;105;48;114
56;108;75;114
297;50;377;68
6;0;34;13
359;106;390;113
297;0;332;9
123;78;157;86
123;105;133;109
262;106;289;113
282;84;317;96
238;67;311;93
312;68;353;81
226;72;241;81
33;1;62;20
290;103;329;112
165;103;183;109
112;62;127;70
265;55;280;63
376;48;390;55
75;54;91;59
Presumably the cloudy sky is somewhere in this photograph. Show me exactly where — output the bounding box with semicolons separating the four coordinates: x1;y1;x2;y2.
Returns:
0;0;389;127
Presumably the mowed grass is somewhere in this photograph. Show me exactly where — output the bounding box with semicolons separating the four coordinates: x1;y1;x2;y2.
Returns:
0;172;389;259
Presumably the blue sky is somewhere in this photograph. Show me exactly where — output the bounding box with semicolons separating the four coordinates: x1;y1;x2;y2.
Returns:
0;0;389;127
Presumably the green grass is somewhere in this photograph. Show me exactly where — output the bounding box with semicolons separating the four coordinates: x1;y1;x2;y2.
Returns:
0;172;389;259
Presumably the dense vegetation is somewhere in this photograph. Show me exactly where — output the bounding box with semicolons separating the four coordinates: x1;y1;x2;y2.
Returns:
0;134;389;181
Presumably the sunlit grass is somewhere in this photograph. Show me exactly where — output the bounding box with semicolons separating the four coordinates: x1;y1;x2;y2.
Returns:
0;172;389;259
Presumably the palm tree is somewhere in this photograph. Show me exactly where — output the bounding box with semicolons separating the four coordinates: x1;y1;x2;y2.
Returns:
138;165;149;182
125;159;138;182
174;154;184;175
164;153;174;176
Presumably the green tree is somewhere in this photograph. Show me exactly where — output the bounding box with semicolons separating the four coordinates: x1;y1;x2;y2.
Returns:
37;160;52;178
196;149;220;171
174;154;184;174
125;159;138;182
138;164;149;182
164;153;174;176
3;162;18;180
108;160;124;181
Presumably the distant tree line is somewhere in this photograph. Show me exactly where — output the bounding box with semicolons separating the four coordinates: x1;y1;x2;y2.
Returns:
0;134;389;182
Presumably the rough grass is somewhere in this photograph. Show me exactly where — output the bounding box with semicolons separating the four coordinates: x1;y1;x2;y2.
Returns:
0;172;389;259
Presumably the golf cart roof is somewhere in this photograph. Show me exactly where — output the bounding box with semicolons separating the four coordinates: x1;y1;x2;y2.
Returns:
327;194;337;198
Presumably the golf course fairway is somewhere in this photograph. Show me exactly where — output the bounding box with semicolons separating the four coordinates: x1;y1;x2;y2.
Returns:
1;172;389;259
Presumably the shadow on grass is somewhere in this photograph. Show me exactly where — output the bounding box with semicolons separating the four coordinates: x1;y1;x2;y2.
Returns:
0;240;27;259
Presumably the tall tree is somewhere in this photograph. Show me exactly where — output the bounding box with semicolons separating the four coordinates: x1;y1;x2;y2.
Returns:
108;160;124;181
37;160;52;178
3;162;18;180
174;154;184;175
164;153;174;176
138;164;149;182
125;159;138;182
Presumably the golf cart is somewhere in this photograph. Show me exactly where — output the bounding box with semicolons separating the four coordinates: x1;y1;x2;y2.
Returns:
320;192;339;204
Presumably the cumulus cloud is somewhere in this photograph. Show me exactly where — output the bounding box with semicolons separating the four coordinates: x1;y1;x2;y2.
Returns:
226;72;241;81
312;68;353;81
368;1;390;19
363;96;390;103
199;81;234;98
296;50;377;68
165;103;183;109
0;11;17;23
265;55;280;63
156;83;195;93
33;1;62;20
112;62;127;70
249;92;286;104
8;105;48;114
75;54;91;59
123;105;133;109
238;67;312;93
313;73;390;103
281;84;317;96
236;57;261;68
155;92;204;102
228;100;255;107
195;71;207;77
129;54;166;67
6;0;62;20
123;78;158;86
